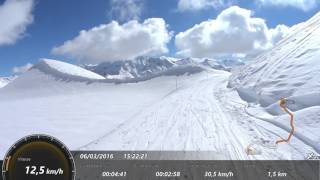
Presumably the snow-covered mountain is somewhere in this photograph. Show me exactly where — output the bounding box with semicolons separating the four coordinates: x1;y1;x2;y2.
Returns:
202;58;244;71
229;12;320;112
82;56;243;80
0;59;106;98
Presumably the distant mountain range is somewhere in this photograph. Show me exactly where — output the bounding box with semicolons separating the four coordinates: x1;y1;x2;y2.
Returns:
82;56;244;80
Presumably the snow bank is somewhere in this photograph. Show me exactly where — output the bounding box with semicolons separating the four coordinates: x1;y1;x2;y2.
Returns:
246;105;320;155
266;93;320;115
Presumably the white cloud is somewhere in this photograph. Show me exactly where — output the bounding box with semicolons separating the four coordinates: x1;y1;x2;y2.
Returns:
0;0;34;46
12;63;33;74
52;18;172;63
175;6;290;58
269;24;290;45
110;0;143;22
177;0;232;11
257;0;318;11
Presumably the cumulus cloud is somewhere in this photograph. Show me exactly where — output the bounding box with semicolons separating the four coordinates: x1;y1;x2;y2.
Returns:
110;0;143;22
12;63;33;74
257;0;318;11
175;6;290;58
52;18;172;63
0;0;34;46
177;0;232;11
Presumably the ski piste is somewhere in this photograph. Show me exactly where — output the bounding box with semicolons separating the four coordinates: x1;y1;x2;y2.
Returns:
0;59;318;160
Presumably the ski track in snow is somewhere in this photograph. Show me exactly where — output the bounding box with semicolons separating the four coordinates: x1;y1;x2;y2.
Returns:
80;71;316;160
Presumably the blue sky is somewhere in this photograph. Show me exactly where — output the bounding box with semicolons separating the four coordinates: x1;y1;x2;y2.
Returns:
0;0;319;76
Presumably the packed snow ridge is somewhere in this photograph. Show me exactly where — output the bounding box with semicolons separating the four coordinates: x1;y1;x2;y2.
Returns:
34;59;106;80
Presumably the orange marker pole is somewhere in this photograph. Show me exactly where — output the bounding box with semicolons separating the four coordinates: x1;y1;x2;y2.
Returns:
276;98;295;144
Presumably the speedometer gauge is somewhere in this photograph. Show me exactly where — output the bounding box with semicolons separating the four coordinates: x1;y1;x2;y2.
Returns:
2;134;75;180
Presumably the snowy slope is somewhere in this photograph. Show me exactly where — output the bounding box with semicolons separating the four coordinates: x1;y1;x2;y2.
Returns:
227;12;320;157
0;59;105;98
38;59;105;80
0;59;219;157
229;12;320;110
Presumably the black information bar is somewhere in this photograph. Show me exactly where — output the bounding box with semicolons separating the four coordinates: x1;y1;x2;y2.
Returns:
72;151;320;180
